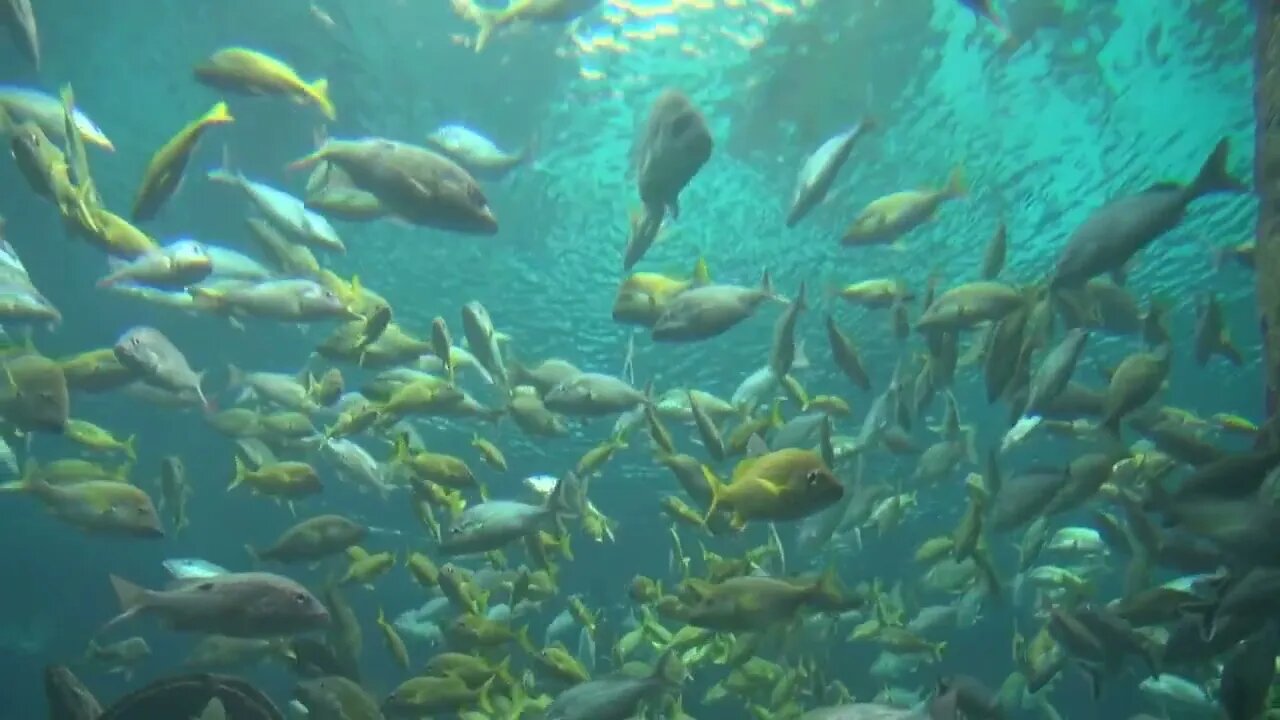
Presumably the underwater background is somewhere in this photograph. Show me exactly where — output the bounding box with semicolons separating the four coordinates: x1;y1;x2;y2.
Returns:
0;0;1262;718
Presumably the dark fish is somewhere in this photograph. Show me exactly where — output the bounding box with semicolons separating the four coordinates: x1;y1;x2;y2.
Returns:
989;468;1069;531
1100;344;1171;435
1;0;39;70
1193;292;1243;367
1160;614;1252;667
826;314;871;391
786;120;876;227
1167;445;1280;502
102;571;330;638
43;665;102;720
1074;604;1160;675
1045;452;1116;515
980;220;1007;280
1218;623;1278;720
0;352;69;433
935;675;1002;720
633;89;713;219
1127;414;1225;467
546;649;683;720
1051;138;1246;288
1023;327;1089;415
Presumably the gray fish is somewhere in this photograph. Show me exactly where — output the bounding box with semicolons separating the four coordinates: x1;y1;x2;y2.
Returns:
461;301;508;389
652;271;777;342
772;412;827;451
102;571;330;638
800;703;930;720
770;281;807;378
543;372;646;416
291;137;497;234
990;469;1069;531
1219;624;1278;720
113;326;207;407
296;675;383;720
426;124;525;180
1024;328;1089;415
439;476;570;555
633;89;712;219
546;650;682;720
190;279;355;322
1;0;39;70
1051;138;1246;288
786;120;876;228
43;665;102;720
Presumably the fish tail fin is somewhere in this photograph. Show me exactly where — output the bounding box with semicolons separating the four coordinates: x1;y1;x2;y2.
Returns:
653;647;686;686
244;544;261;564
1190;138;1246;197
944;165;968;198
108;574;149;617
229;456;247;491
309;78;337;121
810;565;841;606
477;676;495;714
206;101;235;126
123;435;137;462
794;280;808;311
692;256;711;286
286;148;327;174
700;465;725;523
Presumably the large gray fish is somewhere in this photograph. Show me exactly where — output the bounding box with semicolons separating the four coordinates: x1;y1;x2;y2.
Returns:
0;0;40;71
546;649;683;720
652;271;777;342
1051;138;1246;288
633;89;712;219
113;326;208;407
101;571;330;638
290;137;498;234
439;475;570;555
543;372;647;416
800;703;934;719
43;665;102;720
786;120;876;228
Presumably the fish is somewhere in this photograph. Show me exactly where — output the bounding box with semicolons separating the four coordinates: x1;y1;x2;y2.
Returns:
289;137;497;233
633;89;713;220
841;167;966;246
96;242;213;290
426;124;527;180
0;353;70;432
113;326;208;407
1;0;39;69
101;571;330;638
544;649;683;720
163;558;230;580
208;168;345;254
451;0;600;51
132;102;234;222
703;446;843;524
652;271;779;342
193;47;335;119
0;85;113;150
439;475;571;555
786;120;876;227
1051;139;1246;288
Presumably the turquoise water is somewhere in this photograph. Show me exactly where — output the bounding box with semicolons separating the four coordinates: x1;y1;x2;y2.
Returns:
0;0;1262;718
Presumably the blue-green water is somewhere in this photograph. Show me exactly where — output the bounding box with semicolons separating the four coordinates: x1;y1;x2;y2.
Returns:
0;0;1262;718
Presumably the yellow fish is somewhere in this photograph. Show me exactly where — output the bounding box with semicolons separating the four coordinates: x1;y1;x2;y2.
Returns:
194;47;335;120
702;447;843;524
132;102;233;221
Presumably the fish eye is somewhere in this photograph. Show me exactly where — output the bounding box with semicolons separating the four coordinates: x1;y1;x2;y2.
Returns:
293;592;308;604
805;470;822;486
130;337;142;347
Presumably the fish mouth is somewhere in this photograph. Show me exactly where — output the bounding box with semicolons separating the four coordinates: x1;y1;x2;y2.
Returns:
137;525;166;538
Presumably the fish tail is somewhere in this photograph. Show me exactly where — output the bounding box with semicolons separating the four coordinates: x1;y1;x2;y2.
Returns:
944;165;968;198
1190;138;1246;198
286;148;328;174
653;648;685;686
229;456;247;491
244;544;260;564
108;574;149;615
700;465;725;523
123;435;137;462
205;101;235;126
309;78;337;121
692;256;711;285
